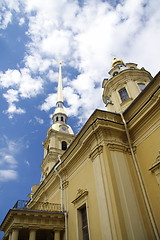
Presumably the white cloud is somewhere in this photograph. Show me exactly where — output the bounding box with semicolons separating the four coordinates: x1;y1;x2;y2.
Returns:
0;0;20;29
0;136;24;182
0;10;12;29
3;89;25;117
40;30;72;58
63;86;81;116
34;116;44;124
19;17;25;26
24;53;51;73
19;68;43;98
0;68;43;117
24;160;30;166
6;103;26;117
0;69;21;88
47;70;59;83
40;93;57;112
0;170;18;182
0;0;160;123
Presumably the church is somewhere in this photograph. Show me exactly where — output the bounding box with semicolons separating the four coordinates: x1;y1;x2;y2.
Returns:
1;59;160;240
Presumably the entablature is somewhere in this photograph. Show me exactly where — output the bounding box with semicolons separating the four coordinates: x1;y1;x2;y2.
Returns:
0;208;65;239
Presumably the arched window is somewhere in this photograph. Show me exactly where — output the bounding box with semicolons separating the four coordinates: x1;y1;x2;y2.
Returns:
56;116;58;122
118;87;129;102
62;141;67;150
61;116;64;122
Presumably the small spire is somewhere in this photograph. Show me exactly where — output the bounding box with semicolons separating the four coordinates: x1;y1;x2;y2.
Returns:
57;60;63;103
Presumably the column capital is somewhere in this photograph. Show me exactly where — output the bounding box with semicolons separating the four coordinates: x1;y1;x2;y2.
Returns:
89;145;103;161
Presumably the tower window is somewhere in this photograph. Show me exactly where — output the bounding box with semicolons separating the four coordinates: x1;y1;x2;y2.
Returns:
138;83;145;91
106;96;110;104
61;116;64;122
56;116;58;122
47;145;49;154
118;87;129;102
113;71;118;77
62;141;67;150
79;205;89;240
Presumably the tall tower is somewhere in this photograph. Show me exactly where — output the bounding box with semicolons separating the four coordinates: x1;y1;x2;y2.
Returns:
102;58;153;112
41;61;75;180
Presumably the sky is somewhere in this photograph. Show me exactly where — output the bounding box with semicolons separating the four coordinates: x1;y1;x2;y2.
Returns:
0;0;160;236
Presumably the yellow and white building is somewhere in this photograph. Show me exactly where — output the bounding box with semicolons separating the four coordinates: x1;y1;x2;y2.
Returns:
1;59;160;240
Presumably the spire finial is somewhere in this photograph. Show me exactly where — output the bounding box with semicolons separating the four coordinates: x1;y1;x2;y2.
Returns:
57;60;63;103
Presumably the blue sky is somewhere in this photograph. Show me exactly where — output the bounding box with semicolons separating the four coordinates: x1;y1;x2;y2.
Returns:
0;0;160;236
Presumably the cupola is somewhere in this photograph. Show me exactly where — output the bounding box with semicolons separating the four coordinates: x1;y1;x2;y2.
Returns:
102;58;153;112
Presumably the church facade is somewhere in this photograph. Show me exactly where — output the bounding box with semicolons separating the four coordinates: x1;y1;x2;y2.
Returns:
1;59;160;240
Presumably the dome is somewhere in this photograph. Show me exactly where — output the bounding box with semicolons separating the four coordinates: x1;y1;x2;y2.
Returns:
50;122;74;134
112;57;124;68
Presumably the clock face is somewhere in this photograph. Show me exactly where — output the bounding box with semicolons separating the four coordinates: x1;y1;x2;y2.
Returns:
60;125;68;133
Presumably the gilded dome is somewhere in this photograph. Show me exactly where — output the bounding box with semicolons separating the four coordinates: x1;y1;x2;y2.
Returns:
112;57;124;68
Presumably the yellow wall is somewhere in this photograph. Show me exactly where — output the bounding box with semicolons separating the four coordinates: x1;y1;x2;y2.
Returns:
136;126;160;230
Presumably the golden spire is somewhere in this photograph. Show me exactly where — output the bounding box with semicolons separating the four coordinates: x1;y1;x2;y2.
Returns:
57;60;63;103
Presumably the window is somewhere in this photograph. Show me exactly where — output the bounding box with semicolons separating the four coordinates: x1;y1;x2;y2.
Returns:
106;96;110;104
47;145;49;154
138;83;145;91
79;205;89;240
72;190;89;240
56;116;58;122
61;116;64;122
118;87;129;102
113;71;118;77
62;141;67;150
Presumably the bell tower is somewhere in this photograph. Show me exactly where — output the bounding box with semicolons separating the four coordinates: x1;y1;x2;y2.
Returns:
41;61;75;180
102;58;153;112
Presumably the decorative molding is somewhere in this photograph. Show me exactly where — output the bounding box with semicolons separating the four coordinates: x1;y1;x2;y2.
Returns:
107;143;128;153
72;189;88;206
62;180;69;190
149;151;160;185
89;145;103;161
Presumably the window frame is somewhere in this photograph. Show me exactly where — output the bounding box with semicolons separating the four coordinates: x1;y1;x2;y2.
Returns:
62;141;67;150
72;190;90;240
79;205;89;240
118;87;130;102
